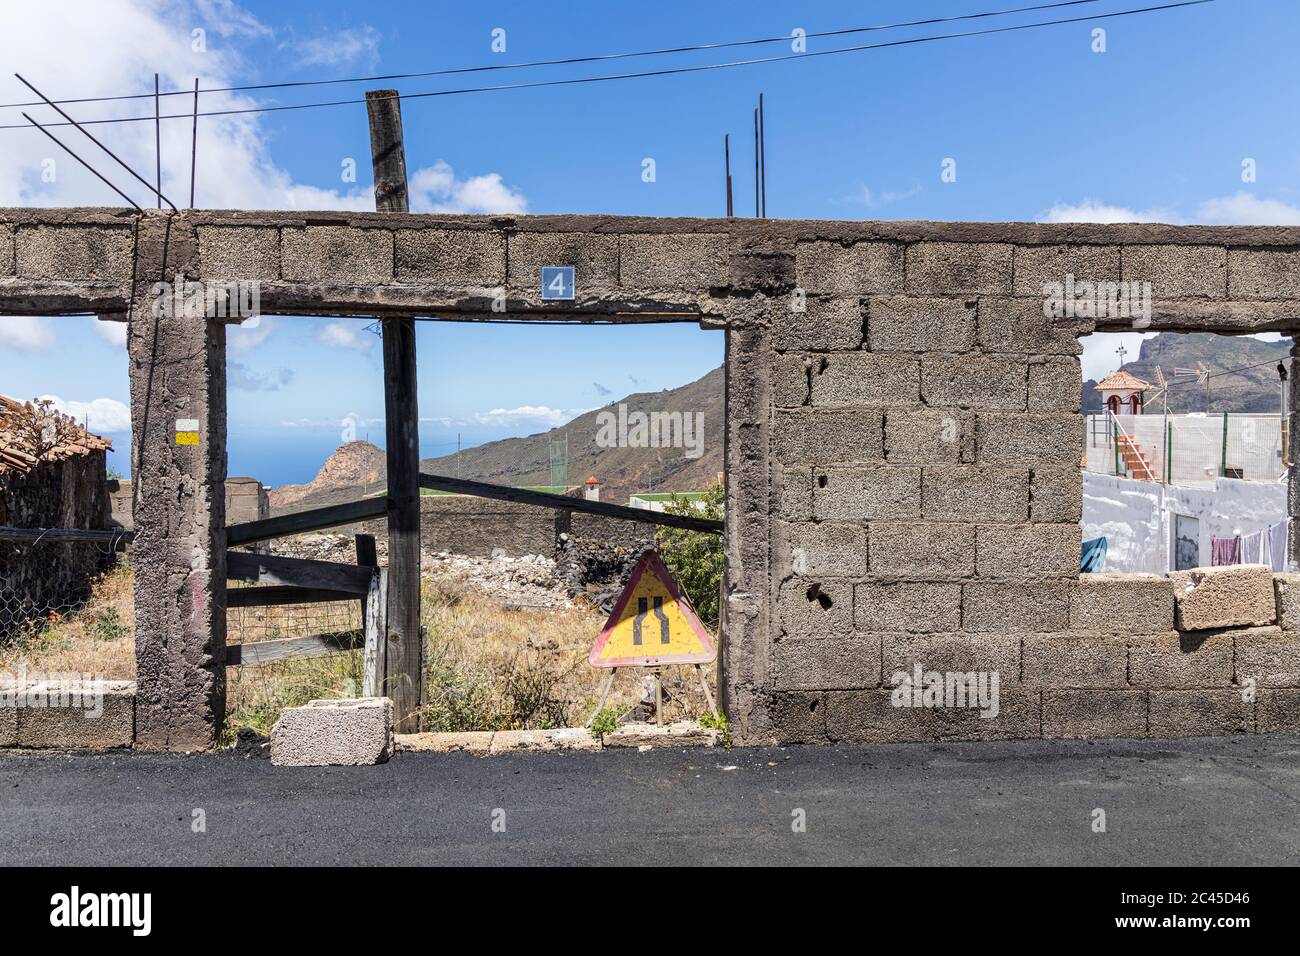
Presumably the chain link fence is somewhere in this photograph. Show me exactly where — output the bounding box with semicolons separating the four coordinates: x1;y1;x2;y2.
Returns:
0;537;129;650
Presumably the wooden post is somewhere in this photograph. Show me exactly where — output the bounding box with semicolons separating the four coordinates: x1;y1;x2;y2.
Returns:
366;88;423;731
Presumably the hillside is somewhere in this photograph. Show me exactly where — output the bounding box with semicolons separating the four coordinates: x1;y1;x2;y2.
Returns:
267;440;386;511
1081;332;1289;414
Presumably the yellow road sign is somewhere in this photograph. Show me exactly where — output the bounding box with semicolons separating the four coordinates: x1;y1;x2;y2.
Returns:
589;550;715;668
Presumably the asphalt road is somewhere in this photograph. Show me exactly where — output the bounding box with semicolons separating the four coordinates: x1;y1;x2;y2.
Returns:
2;734;1298;866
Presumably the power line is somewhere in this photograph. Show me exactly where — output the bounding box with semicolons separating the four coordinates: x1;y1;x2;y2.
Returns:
0;0;1106;111
0;0;1216;132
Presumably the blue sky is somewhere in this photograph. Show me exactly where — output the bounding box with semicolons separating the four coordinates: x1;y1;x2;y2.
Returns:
0;0;1295;484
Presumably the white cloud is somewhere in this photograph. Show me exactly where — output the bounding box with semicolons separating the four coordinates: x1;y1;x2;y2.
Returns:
228;361;293;391
228;316;274;353
1039;199;1173;224
410;162;528;215
282;25;381;67
38;395;132;434
0;317;55;350
195;0;272;38
855;183;922;208
1195;192;1300;226
471;405;588;429
316;321;373;352
93;320;128;347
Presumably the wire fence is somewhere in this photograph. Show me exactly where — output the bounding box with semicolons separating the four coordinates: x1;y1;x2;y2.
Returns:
1085;413;1288;484
0;538;126;648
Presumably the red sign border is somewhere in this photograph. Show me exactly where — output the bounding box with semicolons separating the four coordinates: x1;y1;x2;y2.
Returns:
588;549;716;668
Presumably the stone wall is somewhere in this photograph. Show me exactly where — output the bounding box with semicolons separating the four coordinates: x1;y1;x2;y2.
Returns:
107;476;267;531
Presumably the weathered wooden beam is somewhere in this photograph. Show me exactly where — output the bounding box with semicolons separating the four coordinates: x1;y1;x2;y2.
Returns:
226;630;364;667
0;526;133;545
226;551;374;595
416;473;725;535
225;585;361;609
225;497;387;546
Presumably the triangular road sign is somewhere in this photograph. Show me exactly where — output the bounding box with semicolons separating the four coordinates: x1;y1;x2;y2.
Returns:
589;550;716;668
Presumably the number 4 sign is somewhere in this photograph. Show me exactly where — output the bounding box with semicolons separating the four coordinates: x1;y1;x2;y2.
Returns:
540;266;575;301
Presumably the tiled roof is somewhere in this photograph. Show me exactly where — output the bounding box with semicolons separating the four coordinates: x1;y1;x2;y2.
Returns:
0;395;112;476
1094;370;1151;392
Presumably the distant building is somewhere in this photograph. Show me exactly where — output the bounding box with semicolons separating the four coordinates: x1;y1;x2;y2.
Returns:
1095;369;1151;415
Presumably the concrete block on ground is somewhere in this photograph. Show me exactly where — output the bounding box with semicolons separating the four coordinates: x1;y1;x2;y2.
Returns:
395;731;494;754
1070;573;1174;633
1042;689;1148;739
934;689;1041;742
602;720;720;748
1021;634;1128;688
767;692;828;745
490;729;557;753
13;681;134;749
1128;631;1234;688
270;697;392;767
881;633;1020;685
1257;689;1300;734
823;689;939;743
0;696;17;745
1233;626;1300;688
1148;690;1252;738
854;581;961;633
1168;565;1275;631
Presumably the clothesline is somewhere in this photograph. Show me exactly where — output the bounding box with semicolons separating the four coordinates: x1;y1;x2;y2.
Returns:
1211;517;1291;571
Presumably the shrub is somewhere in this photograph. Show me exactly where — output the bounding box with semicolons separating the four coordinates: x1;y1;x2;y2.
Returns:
654;482;724;629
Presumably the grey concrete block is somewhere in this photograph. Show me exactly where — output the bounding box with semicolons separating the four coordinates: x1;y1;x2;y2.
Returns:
1027;356;1081;411
507;232;617;290
810;352;920;406
1012;243;1121;296
0;697;14;745
975;412;1083;465
1070;573;1174;633
1257;689;1300;733
933;689;1042;742
854;581;962;633
16;225;134;280
603;721;719;748
976;523;1081;578
773;296;864;351
491;727;601;752
774;408;883;464
795;240;904;295
773;635;881;691
962;581;1072;632
1273;572;1300;631
1148;690;1252;738
1234;626;1300;688
813;465;921;521
884;408;973;464
767;692;828;745
921;466;1028;522
823;689;938;743
14;681;134;749
283;226;393;283
772;353;810;407
0;225;13;276
197;226;280;280
1022;633;1128;688
1122;244;1226;298
868;521;975;578
1228;248;1300;300
977;297;1087;355
882;633;1020;685
395;228;504;285
270;697;392;766
779;467;813;522
1030;467;1083;523
1042;689;1148;738
866;296;976;353
620;233;728;288
905;241;1013;295
920;355;1026;410
1128;631;1234;688
1168;565;1276;631
778;578;854;639
777;521;868;577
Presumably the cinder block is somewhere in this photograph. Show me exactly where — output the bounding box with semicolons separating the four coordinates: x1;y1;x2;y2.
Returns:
1168;565;1276;631
1030;467;1083;523
934;689;1041;741
884;408;973;465
774;408;884;464
283;226;393;283
197;226;280;280
881;633;1020;685
810;352;920;406
1234;626;1300;687
619;233;728;289
1228;248;1300;300
773;296;864;351
1027;356;1081;411
16;225;134;280
920;355;1026;410
0;225;14;276
975;412;1083;465
779;467;813;522
507;232;617;290
854;581;962;633
977;297;1086;355
14;681;134;749
768;692;829;745
976;523;1080;578
778;578;854;639
1257;689;1300;733
865;296;976;353
1022;634;1128;688
773;353;810;407
905;241;1013;295
1122;244;1226;298
395;228;504;286
1070;573;1174;633
962;581;1072;632
1273;572;1300;631
1012;243;1121;297
1128;631;1234;688
0;697;16;745
270;697;392;767
773;636;881;691
1148;690;1252;738
813;465;921;521
777;521;868;577
794;240;904;295
823;689;938;743
1042;689;1147;739
868;521;974;578
921;466;1028;522
491;728;600;752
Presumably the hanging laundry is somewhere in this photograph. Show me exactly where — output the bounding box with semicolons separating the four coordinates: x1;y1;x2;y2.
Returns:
1270;519;1291;572
1080;536;1107;573
1211;535;1241;567
1240;529;1266;565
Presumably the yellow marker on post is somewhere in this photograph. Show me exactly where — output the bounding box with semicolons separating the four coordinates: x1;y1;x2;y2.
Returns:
175;418;200;446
